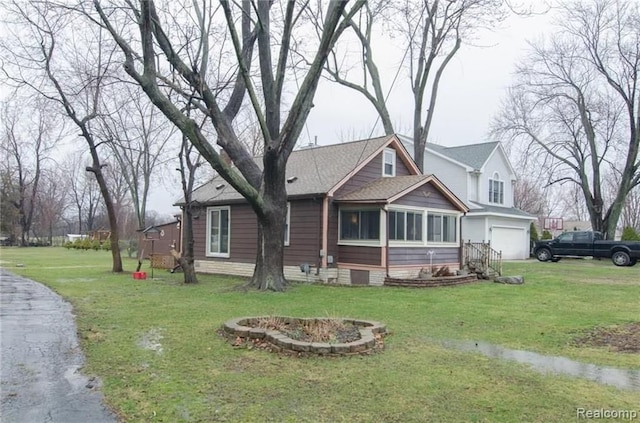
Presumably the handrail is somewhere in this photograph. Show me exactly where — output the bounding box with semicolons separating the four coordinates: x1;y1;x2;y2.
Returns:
462;241;502;276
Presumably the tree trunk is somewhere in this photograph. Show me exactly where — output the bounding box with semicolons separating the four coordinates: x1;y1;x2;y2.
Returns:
89;159;123;272
249;212;287;291
247;152;287;291
179;206;198;284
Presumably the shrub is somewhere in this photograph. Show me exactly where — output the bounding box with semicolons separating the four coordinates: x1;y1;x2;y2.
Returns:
102;238;111;251
530;223;539;242
63;241;73;249
80;238;92;250
91;239;102;251
541;230;553;240
621;226;640;241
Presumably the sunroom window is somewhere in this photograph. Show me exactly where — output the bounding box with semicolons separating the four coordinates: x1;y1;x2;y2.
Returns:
427;213;457;243
389;210;423;241
340;210;380;240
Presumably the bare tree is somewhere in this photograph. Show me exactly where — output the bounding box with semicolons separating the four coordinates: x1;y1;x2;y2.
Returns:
33;168;69;245
175;127;202;284
1;0;124;270
318;0;506;171
513;178;547;218
98;84;177;231
621;186;640;230
63;152;101;234
493;0;639;239
93;0;364;290
0;98;60;246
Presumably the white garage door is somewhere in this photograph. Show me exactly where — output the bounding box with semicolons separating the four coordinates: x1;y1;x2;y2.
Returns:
491;227;527;260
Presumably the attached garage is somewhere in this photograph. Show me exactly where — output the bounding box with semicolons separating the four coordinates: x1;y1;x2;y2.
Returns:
491;226;527;260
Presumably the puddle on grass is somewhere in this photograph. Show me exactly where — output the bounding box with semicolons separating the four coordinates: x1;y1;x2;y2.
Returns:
137;328;165;355
439;340;640;391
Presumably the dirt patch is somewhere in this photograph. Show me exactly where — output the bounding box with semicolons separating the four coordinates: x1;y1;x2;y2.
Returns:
573;322;640;353
252;316;360;344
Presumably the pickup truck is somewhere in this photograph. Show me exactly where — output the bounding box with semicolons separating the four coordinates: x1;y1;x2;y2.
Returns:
533;231;640;266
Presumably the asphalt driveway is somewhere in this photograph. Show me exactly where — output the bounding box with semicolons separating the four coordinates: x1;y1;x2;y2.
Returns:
0;269;117;422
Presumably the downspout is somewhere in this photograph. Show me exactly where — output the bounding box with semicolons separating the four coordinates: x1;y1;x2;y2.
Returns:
384;205;390;277
459;211;466;269
321;196;329;269
316;197;322;276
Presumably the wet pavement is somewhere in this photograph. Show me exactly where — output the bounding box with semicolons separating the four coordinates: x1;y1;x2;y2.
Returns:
0;269;118;422
440;339;640;391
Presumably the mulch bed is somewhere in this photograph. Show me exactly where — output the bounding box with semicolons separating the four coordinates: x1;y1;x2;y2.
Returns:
573;322;640;353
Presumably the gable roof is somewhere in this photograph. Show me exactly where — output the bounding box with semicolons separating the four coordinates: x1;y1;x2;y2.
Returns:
426;141;500;170
335;174;468;211
188;134;418;204
397;135;503;171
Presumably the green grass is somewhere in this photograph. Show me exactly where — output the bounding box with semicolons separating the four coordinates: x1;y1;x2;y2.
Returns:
1;247;639;422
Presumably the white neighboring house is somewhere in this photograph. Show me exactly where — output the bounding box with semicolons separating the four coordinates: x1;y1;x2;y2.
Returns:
399;136;536;259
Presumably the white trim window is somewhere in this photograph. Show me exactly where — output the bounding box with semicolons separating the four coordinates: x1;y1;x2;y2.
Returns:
284;202;290;247
489;172;504;204
389;209;423;242
383;148;396;177
339;209;381;242
426;213;457;244
206;206;230;257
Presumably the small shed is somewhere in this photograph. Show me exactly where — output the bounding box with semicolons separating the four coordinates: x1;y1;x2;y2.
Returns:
137;220;181;265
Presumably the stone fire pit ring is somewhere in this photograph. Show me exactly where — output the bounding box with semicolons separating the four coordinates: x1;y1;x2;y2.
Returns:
222;317;387;355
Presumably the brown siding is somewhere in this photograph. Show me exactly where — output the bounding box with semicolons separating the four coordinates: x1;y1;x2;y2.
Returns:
192;208;208;260
229;204;258;263
393;182;457;210
338;245;382;266
395;153;412;176
194;200;322;266
388;246;459;266
192;203;256;263
286;199;322;267
334;149;412;198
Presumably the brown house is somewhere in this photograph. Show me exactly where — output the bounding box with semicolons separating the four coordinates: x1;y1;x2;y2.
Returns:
183;134;468;285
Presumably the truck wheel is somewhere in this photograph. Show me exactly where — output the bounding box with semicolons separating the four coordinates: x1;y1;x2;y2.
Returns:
628;258;637;267
611;251;630;267
536;248;552;262
550;257;561;262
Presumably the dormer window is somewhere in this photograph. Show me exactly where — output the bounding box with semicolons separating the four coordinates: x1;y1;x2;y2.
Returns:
489;172;504;204
383;148;396;177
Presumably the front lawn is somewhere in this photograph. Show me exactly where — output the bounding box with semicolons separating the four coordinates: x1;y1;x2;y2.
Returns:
1;248;638;422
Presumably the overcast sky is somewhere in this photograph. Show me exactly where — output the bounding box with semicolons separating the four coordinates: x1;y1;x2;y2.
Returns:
149;7;553;215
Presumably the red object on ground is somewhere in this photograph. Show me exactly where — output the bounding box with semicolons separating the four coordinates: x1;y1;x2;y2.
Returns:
133;271;147;280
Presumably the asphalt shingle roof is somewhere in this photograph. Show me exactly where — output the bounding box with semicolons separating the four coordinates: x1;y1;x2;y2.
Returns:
335;175;432;202
426;141;500;170
189;135;395;204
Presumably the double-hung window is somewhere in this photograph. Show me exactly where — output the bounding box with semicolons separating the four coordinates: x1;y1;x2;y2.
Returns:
383;148;396;177
426;213;457;243
488;172;504;204
389;210;423;242
340;210;380;241
207;206;230;257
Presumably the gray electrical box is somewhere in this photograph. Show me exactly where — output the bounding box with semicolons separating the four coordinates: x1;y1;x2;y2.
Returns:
327;255;334;264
